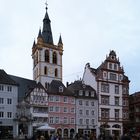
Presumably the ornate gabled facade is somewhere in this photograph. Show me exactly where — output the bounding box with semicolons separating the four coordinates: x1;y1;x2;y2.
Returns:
32;6;63;88
83;50;130;137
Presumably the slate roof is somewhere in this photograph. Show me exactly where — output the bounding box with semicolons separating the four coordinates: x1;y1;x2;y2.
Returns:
47;80;74;96
42;6;54;44
0;69;17;85
25;82;47;97
67;80;97;99
10;75;36;102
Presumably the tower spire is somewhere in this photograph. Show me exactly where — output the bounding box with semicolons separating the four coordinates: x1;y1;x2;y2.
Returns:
42;2;54;44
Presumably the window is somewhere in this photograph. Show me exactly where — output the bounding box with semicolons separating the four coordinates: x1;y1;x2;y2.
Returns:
64;117;68;124
86;110;89;115
101;96;109;105
71;98;75;104
115;85;119;94
101;83;109;93
53;52;57;64
115;109;119;120
103;72;107;78
109;63;112;69
79;90;83;96
85;91;89;96
79;118;83;124
45;50;49;62
123;99;128;106
49;96;54;102
7;112;12;118
71;118;74;124
91;110;94;115
55;117;59;124
7;86;12;92
0;85;4;91
91;91;95;97
79;100;83;105
55;68;58;77
64;107;68;113
101;108;109;119
7;98;12;104
114;64;117;70
0;112;4;118
86;119;89;125
44;66;48;75
55;96;60;102
91;101;94;106
59;86;63;93
79;109;83;115
49;106;54;112
71;108;75;113
91;119;94;125
0;98;4;104
85;101;89;106
49;117;54;124
55;107;60;112
64;97;68;103
115;97;119;106
110;73;117;81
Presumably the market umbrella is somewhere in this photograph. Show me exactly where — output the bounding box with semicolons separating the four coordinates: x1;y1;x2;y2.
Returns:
36;124;55;131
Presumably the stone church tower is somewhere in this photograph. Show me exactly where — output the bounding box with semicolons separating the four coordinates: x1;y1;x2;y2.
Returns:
32;5;63;88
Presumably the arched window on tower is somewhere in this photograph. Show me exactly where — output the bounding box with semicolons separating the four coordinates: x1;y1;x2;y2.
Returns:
55;68;58;77
45;50;49;62
44;66;48;75
53;52;57;64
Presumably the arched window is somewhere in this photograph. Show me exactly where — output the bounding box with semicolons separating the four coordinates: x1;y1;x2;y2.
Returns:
45;50;49;62
44;66;48;75
53;52;57;64
55;68;58;77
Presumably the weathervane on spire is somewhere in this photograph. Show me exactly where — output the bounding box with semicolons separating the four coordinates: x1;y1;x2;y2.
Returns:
45;0;48;9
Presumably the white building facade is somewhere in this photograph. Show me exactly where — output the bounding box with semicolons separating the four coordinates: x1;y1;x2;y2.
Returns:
0;70;18;139
83;50;130;137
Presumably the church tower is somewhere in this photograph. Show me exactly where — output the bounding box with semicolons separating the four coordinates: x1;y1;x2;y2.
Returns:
32;5;63;88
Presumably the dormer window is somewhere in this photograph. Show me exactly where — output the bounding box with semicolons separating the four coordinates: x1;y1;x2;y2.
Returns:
59;86;63;93
79;90;83;96
85;91;89;96
91;91;95;97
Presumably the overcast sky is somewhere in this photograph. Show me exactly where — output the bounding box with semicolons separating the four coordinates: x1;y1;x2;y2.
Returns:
0;0;140;94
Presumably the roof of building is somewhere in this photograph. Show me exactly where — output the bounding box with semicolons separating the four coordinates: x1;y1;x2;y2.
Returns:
0;69;18;85
25;82;47;97
10;75;36;102
47;80;74;96
41;6;54;44
67;80;97;99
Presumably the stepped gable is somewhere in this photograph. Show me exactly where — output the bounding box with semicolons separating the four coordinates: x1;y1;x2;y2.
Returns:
0;69;17;85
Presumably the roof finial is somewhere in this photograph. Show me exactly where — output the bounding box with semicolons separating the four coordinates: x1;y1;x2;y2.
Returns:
45;0;48;9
